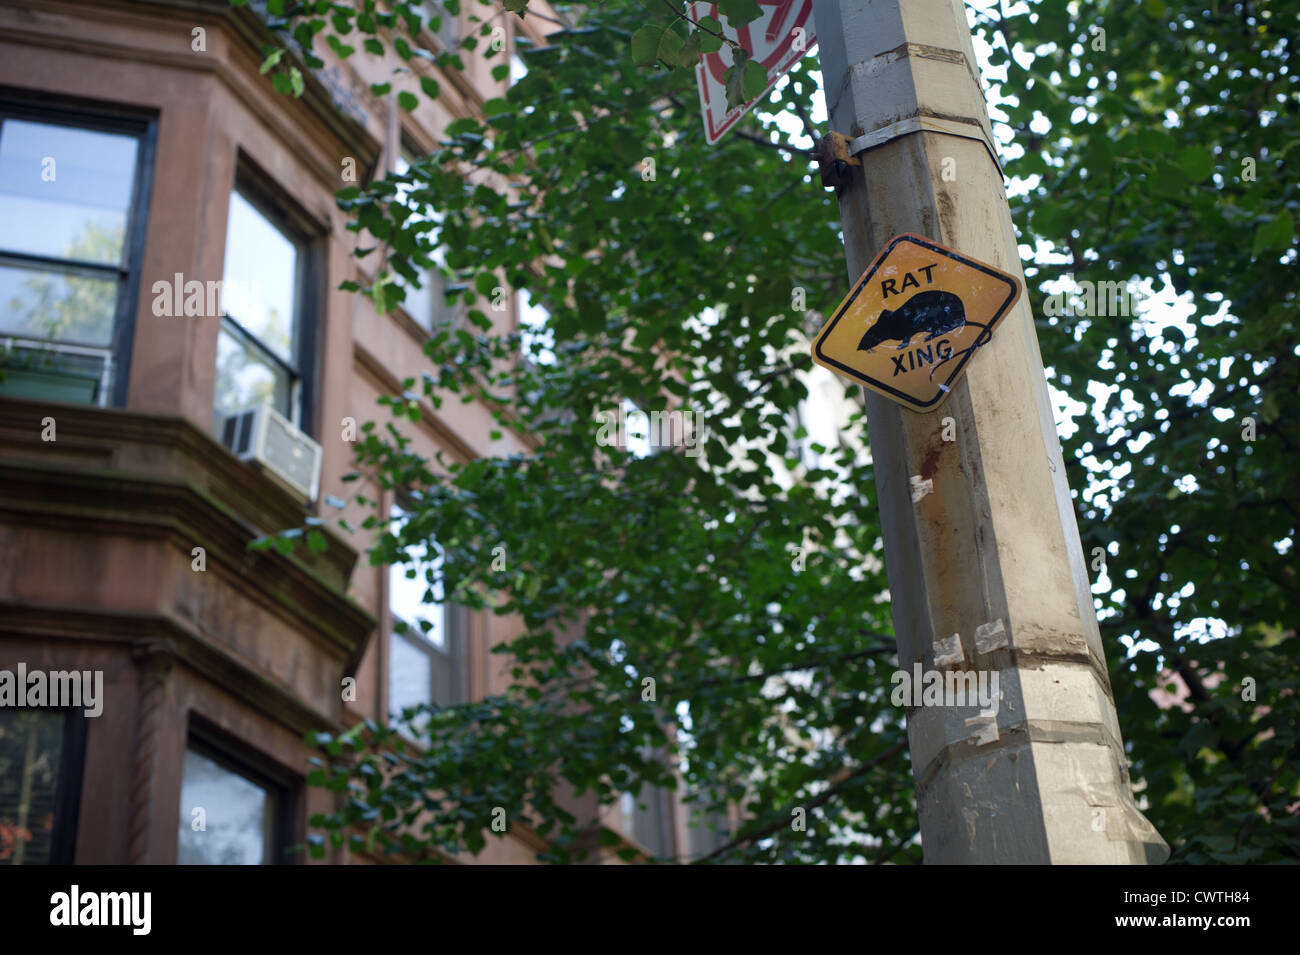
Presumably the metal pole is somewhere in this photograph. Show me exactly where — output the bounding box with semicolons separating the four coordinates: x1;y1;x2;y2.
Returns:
812;0;1168;863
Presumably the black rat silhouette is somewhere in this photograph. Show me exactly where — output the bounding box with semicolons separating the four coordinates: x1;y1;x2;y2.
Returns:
857;289;967;352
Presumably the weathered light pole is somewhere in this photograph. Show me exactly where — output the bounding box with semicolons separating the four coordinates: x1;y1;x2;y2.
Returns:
811;0;1168;863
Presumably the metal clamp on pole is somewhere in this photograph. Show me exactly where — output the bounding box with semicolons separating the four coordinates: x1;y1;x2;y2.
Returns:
847;114;1005;178
818;115;1004;193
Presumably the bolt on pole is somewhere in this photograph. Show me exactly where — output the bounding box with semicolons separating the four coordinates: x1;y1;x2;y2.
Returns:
811;0;1169;863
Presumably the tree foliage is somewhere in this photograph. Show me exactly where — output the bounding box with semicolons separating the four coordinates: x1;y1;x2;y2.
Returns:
985;0;1299;863
248;0;1299;864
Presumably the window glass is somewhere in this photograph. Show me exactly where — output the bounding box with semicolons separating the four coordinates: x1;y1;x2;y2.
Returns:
386;502;464;723
176;747;273;865
388;503;446;648
425;1;460;50
222;191;296;362
622;398;652;458
214;324;291;419
393;151;452;331
0;119;137;266
0;265;116;346
517;287;554;365
390;633;435;718
0;113;144;408
621;787;672;858
214;187;302;423
510;53;528;84
0;710;67;865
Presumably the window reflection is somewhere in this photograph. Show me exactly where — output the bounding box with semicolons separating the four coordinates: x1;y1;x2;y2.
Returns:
0;115;143;407
176;748;273;865
0;119;136;266
213;188;302;423
0;710;67;865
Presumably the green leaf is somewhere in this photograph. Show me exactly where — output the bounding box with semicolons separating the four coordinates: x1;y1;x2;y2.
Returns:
1175;146;1214;183
289;67;305;98
657;26;684;66
259;48;285;75
420;76;441;99
718;0;762;26
678;30;703;67
741;58;767;101
1252;213;1294;257
724;48;750;108
446;117;480;137
398;91;419;112
328;35;356;59
631;24;664;67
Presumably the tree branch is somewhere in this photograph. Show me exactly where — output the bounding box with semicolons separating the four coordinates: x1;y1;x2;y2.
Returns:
691;739;908;863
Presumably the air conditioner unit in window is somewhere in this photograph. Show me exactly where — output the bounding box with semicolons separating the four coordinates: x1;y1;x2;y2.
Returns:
219;404;322;504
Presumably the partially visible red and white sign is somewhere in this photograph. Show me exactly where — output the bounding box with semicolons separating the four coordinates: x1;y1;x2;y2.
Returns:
690;0;817;145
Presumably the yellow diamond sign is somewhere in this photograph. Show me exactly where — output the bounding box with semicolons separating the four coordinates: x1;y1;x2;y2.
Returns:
811;233;1022;411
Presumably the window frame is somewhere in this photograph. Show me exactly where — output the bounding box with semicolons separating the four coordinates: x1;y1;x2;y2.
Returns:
417;1;461;53
180;714;301;866
384;498;468;720
620;784;675;858
217;160;323;436
390;137;462;338
0;706;88;865
0;88;157;409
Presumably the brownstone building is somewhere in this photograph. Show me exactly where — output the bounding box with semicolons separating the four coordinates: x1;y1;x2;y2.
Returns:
0;0;693;864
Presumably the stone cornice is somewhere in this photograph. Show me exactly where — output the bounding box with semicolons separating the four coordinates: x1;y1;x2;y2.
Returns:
0;602;346;736
0;397;357;584
0;398;377;672
0;0;386;190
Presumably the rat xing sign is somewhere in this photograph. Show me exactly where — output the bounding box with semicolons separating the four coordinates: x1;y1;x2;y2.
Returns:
810;234;1022;411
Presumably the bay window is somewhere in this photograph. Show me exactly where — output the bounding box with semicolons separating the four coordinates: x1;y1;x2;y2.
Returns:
0;101;153;406
213;183;311;428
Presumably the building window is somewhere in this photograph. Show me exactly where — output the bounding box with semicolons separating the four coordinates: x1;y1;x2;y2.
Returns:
387;501;465;727
421;1;461;52
0;709;86;865
176;728;296;865
0;102;153;407
517;286;554;365
686;805;732;860
620;785;674;859
392;146;458;334
510;52;528;85
622;397;653;458
214;183;312;429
